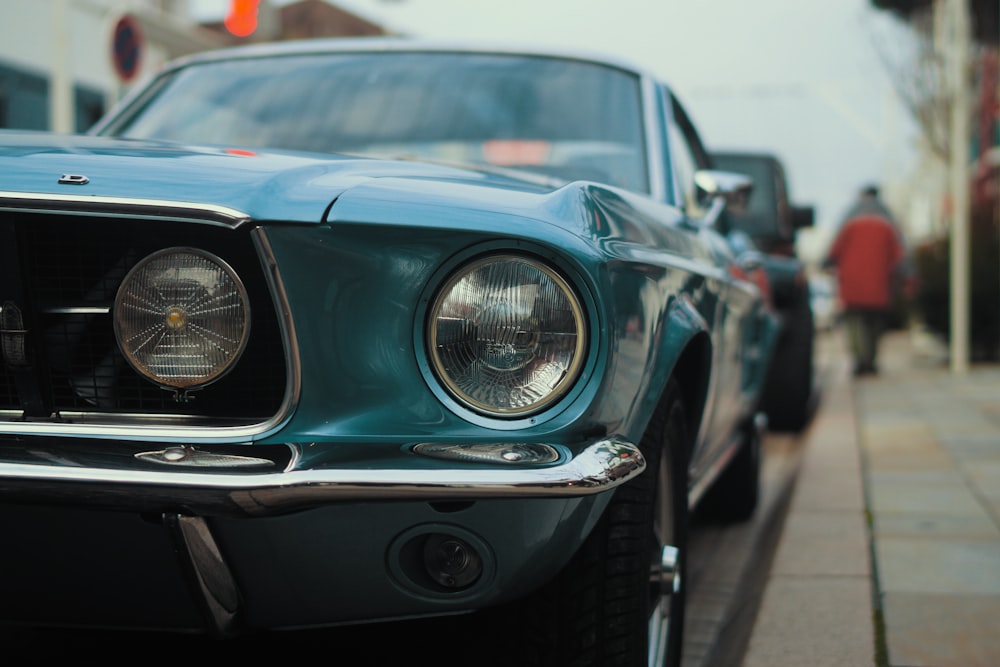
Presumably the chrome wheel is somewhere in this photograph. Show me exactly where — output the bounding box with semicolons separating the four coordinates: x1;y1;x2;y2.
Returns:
513;380;688;666
649;454;679;664
647;383;688;667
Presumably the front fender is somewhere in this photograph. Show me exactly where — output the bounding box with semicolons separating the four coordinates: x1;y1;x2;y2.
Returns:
636;296;713;449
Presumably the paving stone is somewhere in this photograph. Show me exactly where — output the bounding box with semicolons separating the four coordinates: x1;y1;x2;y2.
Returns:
964;461;1000;489
866;469;965;484
770;512;870;577
940;434;1000;448
792;468;866;512
864;446;955;471
859;428;936;446
980;494;1000;521
882;592;1000;667
796;443;860;472
742;578;874;667
875;538;1000;594
868;482;987;515
930;416;997;437
873;513;999;539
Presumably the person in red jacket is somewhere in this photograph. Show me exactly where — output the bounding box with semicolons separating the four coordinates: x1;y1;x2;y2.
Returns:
825;185;906;376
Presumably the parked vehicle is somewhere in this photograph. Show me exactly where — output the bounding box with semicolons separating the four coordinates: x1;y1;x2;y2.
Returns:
710;151;816;431
0;40;778;666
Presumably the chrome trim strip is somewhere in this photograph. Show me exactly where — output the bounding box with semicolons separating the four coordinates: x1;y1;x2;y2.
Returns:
42;306;111;315
0;422;275;444
0;230;299;444
250;227;302;439
0;437;644;517
0;409;250;425
0;191;251;228
642;74;668;203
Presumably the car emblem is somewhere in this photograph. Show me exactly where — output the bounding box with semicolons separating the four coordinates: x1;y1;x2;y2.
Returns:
58;174;90;185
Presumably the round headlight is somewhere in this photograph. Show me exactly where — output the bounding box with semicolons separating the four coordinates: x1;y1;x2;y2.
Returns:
114;248;250;391
428;255;586;417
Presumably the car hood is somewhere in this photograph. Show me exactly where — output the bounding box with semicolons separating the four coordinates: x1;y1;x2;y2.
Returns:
0;131;554;224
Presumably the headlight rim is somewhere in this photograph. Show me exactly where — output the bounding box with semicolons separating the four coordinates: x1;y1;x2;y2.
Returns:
113;246;252;392
425;251;588;420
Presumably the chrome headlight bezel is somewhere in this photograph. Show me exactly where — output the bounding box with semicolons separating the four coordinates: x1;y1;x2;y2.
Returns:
113;247;251;392
425;252;588;419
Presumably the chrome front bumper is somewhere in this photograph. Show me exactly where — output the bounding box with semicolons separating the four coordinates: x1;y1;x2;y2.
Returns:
0;436;645;517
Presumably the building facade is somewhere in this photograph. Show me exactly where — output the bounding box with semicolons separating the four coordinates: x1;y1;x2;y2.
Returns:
0;0;387;134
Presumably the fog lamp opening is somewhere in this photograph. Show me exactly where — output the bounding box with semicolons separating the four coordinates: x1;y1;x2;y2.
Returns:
422;534;483;590
388;525;494;598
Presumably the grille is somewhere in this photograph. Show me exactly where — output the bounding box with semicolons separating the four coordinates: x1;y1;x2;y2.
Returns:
0;214;287;425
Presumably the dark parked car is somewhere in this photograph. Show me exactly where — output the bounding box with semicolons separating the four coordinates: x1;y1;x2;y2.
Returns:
0;40;777;666
711;151;816;431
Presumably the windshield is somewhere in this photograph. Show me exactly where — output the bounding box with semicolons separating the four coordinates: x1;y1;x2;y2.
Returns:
103;51;649;193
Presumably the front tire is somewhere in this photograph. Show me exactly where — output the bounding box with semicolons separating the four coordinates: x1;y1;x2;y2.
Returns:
646;386;690;667
523;381;690;666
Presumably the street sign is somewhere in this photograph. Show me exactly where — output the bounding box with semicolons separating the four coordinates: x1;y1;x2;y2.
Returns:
111;14;143;83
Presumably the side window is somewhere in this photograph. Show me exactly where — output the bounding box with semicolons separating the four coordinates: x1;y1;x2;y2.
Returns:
667;120;699;214
665;92;712;218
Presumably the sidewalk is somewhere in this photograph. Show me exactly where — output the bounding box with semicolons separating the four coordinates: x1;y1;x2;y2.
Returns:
741;329;1000;667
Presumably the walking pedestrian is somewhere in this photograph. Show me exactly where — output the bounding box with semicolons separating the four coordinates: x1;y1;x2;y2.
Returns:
825;185;906;376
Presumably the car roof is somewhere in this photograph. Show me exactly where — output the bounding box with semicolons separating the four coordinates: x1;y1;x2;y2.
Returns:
162;36;659;81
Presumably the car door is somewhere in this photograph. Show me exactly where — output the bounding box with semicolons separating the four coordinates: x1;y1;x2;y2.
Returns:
663;91;760;482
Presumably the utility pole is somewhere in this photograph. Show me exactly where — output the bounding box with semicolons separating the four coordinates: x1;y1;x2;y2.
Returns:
50;0;74;133
947;0;971;373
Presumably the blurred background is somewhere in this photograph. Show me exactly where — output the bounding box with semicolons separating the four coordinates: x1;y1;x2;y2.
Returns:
1;0;998;361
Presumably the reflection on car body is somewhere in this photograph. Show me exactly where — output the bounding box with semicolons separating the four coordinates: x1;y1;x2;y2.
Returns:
0;39;777;666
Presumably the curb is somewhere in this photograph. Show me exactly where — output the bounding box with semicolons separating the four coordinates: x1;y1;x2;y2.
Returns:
740;335;876;667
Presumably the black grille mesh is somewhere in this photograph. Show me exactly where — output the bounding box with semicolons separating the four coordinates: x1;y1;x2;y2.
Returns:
0;214;287;424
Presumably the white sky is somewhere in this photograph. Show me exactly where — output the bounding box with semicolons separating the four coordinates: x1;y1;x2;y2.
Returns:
193;0;920;230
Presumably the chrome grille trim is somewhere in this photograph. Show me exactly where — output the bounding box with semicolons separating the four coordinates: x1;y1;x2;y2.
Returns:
0;191;251;228
42;307;111;315
0;225;297;443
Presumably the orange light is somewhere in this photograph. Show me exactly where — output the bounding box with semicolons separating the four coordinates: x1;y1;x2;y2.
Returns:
165;306;187;330
224;0;259;37
482;140;551;166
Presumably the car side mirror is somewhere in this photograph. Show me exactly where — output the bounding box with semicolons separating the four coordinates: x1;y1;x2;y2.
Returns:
791;205;814;229
694;170;753;226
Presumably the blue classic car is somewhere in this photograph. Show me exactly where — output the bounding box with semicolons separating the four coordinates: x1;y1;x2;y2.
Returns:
0;40;776;665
